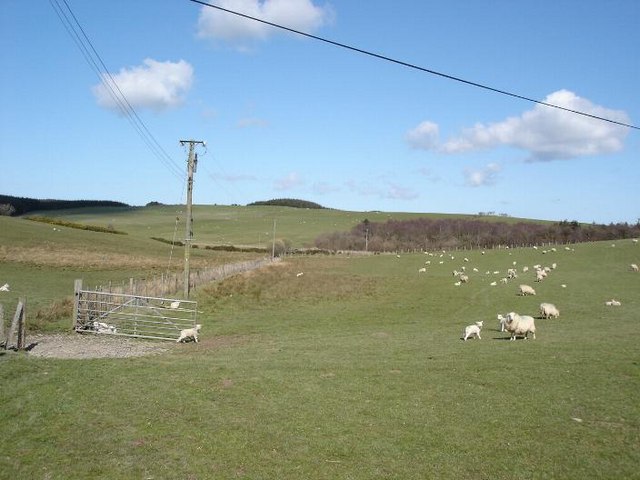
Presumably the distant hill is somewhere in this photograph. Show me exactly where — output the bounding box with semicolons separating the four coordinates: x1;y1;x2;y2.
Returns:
247;198;326;209
0;194;130;216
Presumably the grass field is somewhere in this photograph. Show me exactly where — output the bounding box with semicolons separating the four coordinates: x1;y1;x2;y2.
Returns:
0;206;639;479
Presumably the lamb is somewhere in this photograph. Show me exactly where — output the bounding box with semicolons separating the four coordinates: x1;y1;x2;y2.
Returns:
462;321;483;341
177;324;202;343
539;302;560;319
518;284;536;296
504;312;536;340
497;314;508;332
92;321;116;334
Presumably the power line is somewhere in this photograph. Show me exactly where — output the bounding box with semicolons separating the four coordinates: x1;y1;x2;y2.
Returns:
191;0;638;131
50;0;187;180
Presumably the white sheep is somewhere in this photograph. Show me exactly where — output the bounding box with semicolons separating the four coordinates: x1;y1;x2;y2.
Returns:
459;274;469;283
539;302;560;319
497;314;508;332
0;283;9;292
504;312;536;340
518;284;536;296
605;299;622;307
93;321;116;334
177;324;202;343
630;264;639;272
462;321;483;341
535;271;545;282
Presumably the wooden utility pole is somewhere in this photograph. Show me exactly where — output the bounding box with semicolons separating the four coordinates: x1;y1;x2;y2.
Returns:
180;139;205;298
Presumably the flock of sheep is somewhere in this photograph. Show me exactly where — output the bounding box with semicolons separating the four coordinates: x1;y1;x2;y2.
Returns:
414;241;638;342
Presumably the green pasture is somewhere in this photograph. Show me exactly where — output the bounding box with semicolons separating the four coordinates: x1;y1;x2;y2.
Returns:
1;207;638;479
20;204;542;248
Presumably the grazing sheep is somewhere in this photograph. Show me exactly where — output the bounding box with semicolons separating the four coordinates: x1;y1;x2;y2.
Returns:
169;300;181;309
462;321;483;341
605;299;622;307
518;284;536;296
418;267;427;273
504;312;536;340
177;324;202;343
507;268;518;279
490;281;497;286
459;274;469;283
0;283;9;292
535;271;545;282
539;302;560;319
630;264;639;272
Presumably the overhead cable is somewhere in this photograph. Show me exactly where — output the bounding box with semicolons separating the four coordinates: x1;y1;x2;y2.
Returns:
191;0;638;131
50;0;186;180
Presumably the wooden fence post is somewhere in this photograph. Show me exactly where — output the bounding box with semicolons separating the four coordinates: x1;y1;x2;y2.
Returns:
16;298;25;350
0;304;5;348
73;279;82;330
6;299;25;350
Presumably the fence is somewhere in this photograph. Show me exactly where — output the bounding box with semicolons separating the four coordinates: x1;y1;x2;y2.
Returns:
73;280;197;342
0;299;26;350
88;257;279;299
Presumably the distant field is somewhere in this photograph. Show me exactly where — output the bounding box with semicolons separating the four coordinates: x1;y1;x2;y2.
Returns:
1;206;638;478
21;204;544;248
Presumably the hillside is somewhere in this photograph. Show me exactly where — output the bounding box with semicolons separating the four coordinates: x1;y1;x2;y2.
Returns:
0;194;129;216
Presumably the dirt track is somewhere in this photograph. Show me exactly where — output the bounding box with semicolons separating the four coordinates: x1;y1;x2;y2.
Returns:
26;333;173;359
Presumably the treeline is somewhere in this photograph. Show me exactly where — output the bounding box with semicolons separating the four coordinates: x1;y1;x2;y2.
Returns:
0;195;129;216
247;198;326;209
314;218;640;252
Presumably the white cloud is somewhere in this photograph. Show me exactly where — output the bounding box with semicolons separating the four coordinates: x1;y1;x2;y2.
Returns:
197;0;332;46
406;121;439;150
312;181;339;194
464;163;501;187
385;183;419;200
92;59;193;112
274;172;304;190
408;90;630;161
345;179;418;201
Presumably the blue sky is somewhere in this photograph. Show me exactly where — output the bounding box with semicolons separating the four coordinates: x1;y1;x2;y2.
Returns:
1;0;638;223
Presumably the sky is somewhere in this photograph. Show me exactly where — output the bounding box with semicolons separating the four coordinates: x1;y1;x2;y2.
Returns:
1;0;639;224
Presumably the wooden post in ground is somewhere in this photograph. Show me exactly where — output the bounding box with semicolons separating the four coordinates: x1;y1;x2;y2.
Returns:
7;299;24;350
73;279;82;330
16;298;25;350
0;304;5;349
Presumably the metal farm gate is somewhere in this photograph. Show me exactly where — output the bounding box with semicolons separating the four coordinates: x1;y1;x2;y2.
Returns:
73;280;197;341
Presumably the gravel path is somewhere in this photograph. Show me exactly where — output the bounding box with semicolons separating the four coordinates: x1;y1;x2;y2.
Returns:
26;333;173;359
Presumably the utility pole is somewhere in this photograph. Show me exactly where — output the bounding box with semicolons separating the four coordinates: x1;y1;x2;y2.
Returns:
180;139;205;298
